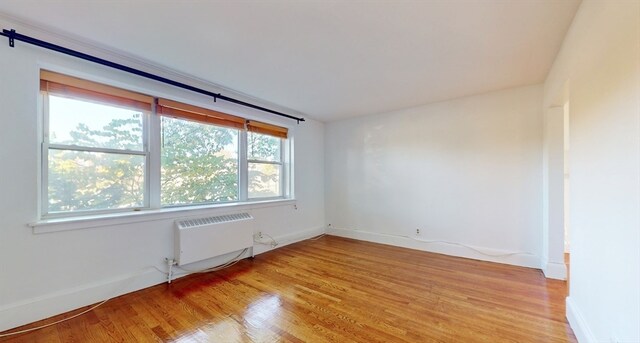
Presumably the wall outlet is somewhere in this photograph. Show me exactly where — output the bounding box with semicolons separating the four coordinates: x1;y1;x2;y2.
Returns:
254;231;264;240
416;228;420;235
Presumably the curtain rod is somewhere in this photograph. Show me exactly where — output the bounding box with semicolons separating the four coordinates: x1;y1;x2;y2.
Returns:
1;28;305;124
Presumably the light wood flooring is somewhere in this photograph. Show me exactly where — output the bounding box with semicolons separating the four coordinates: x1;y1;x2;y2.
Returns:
0;235;576;342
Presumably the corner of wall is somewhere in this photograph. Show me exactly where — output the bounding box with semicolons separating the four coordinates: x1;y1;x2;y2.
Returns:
566;296;597;343
542;260;567;280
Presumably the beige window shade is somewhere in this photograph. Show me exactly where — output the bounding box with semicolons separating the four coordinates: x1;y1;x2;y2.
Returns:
156;98;246;129
40;70;153;111
246;120;288;138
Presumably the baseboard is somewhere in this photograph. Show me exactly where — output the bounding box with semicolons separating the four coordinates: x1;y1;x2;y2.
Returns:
566;296;597;343
542;260;567;280
328;228;540;269
0;226;325;333
252;226;326;255
0;269;165;333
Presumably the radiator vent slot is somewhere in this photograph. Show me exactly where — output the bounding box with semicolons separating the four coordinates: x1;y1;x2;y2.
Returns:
177;213;252;229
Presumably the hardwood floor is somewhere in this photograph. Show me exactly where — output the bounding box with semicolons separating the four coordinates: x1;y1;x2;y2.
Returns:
0;236;576;342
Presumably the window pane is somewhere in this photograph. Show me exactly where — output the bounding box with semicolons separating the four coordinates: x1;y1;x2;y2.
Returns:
48;150;144;212
248;132;281;162
248;162;281;198
161;117;239;206
48;95;144;151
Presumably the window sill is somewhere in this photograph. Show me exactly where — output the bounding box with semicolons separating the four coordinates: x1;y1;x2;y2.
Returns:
30;199;296;234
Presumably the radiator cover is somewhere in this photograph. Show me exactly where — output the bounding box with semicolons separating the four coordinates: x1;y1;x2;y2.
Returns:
174;213;254;265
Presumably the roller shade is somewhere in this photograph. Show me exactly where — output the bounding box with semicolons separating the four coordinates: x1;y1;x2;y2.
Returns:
40;70;153;111
156;98;245;129
246;120;288;138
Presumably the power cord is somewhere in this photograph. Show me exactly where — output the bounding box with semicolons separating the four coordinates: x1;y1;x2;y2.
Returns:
0;248;251;338
172;248;249;275
344;228;534;257
0;267;153;338
253;233;278;248
407;236;533;257
307;233;326;241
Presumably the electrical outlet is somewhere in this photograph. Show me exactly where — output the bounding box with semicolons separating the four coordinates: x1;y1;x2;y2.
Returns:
254;231;264;240
416;228;420;235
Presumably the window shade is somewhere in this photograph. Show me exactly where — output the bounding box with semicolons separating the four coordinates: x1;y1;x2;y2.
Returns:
246;120;288;138
40;70;153;111
156;98;245;129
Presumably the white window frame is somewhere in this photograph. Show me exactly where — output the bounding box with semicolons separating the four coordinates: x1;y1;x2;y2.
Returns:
39;81;292;219
247;133;286;201
41;92;151;218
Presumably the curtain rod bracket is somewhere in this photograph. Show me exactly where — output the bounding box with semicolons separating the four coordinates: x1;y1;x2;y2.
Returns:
7;29;15;47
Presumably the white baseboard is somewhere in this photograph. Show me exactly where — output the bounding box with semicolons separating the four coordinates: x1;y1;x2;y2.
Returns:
542;260;567;280
566;296;597;343
0;269;165;333
327;228;540;269
0;226;325;333
252;226;326;255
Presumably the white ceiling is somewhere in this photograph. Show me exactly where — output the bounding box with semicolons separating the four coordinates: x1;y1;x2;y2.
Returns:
0;0;580;121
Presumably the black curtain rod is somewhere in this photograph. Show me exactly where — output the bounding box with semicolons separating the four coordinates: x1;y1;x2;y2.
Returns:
0;29;305;123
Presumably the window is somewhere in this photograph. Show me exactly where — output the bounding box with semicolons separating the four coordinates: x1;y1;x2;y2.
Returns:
40;70;291;218
41;71;152;215
161;117;239;206
248;132;284;199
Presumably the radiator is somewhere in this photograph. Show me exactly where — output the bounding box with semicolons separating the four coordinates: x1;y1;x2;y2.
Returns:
174;213;254;265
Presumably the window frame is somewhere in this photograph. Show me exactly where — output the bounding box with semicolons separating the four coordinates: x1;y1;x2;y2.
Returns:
39;72;292;219
41;92;152;218
246;132;286;201
158;115;242;208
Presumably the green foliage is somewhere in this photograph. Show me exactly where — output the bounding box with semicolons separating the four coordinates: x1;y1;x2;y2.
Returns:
48;115;282;213
48;115;145;212
247;132;282;198
161;117;238;205
248;132;280;161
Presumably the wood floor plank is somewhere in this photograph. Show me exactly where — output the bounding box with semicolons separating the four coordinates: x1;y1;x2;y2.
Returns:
0;236;576;342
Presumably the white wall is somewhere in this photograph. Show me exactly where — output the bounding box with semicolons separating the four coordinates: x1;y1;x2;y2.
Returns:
542;106;568;280
543;1;640;342
325;85;543;268
0;19;325;331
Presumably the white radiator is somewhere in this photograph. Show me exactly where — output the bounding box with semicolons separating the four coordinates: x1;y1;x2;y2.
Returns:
174;213;254;265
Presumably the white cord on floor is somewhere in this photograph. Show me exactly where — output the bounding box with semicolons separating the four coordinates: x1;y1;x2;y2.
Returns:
173;248;249;274
0;248;251;338
307;233;326;241
407;236;533;257
345;229;533;257
0;299;110;338
253;233;278;247
0;267;153;338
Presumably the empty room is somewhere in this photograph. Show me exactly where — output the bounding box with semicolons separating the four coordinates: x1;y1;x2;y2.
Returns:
0;0;638;342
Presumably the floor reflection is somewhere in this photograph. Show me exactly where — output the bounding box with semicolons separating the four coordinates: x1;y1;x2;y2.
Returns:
243;294;283;342
174;317;243;343
173;295;283;342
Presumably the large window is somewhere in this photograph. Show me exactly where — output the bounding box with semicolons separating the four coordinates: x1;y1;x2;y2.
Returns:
40;71;291;217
